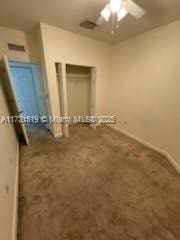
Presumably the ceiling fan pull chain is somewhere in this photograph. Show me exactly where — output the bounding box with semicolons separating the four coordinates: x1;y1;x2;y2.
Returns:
111;13;115;35
116;13;119;29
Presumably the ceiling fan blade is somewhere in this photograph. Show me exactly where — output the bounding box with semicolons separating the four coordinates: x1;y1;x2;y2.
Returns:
123;0;146;19
117;6;128;21
96;15;106;25
100;4;111;21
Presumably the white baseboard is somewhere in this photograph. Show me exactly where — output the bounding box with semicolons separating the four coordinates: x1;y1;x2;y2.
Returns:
12;143;19;240
109;125;180;175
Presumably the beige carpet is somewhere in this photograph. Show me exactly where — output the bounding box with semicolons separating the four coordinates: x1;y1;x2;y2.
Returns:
18;125;180;240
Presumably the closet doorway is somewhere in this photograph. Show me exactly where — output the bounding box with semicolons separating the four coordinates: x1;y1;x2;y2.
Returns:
66;64;91;120
56;63;96;138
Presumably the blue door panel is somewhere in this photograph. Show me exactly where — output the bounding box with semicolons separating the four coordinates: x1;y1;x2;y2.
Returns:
9;62;47;121
11;67;40;117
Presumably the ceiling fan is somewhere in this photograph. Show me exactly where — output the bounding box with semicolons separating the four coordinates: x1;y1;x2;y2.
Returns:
97;0;146;34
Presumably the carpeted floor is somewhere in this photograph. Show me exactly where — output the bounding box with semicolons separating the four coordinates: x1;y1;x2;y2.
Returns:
18;125;180;240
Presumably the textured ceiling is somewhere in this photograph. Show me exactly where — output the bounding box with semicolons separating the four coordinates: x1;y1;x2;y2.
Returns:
0;0;180;43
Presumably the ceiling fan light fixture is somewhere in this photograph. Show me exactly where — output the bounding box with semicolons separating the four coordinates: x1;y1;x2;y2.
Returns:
109;0;122;13
101;5;111;21
97;0;146;35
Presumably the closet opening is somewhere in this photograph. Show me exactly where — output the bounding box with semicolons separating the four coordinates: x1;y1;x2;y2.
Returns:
56;63;97;137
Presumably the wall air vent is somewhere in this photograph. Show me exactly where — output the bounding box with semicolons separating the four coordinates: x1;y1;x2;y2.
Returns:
80;20;97;30
8;43;25;52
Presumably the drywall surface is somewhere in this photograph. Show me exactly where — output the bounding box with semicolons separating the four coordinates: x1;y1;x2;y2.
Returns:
0;26;30;62
0;25;40;63
26;29;41;63
39;23;111;136
0;26;41;239
108;21;180;166
0;75;19;240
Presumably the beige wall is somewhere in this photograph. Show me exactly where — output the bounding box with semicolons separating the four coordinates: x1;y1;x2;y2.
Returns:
0;25;40;63
0;25;23;240
0;25;40;240
39;23;111;136
26;29;41;63
0;75;19;240
108;21;180;166
0;26;30;62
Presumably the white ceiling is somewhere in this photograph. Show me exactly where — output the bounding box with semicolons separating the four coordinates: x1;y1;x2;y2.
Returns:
1;0;180;43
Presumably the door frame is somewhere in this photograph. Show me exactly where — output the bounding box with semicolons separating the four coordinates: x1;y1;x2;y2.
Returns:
56;63;69;138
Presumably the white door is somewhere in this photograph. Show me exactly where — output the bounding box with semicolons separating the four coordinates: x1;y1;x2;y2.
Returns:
0;56;29;145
